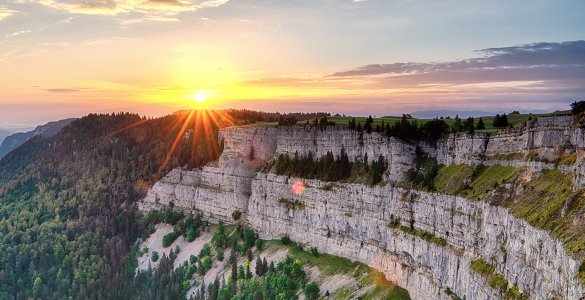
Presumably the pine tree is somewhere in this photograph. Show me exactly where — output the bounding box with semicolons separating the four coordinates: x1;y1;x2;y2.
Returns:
465;117;475;134
255;257;263;276
263;258;268;274
477;117;485;130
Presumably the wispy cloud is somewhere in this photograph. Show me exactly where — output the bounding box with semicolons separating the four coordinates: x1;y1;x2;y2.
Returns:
120;15;179;25
5;30;32;38
32;0;230;16
330;41;585;78
0;6;17;21
54;16;75;24
84;36;134;45
45;88;82;93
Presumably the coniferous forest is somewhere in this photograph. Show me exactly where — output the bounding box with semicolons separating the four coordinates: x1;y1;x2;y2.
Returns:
0;111;224;299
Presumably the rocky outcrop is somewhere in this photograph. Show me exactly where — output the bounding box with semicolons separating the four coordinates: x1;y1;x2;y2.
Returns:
140;116;585;299
218;125;416;182
139;165;253;222
273;126;416;182
436;115;585;188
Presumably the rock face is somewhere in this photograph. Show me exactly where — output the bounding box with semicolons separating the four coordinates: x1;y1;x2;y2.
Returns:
140;116;585;300
248;174;583;300
436;115;585;188
273;126;416;182
139;166;253;222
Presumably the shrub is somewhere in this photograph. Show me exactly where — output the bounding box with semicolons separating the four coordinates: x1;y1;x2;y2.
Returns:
304;282;320;300
470;258;495;276
232;210;242;221
162;232;179;248
255;239;264;251
186;227;198;242
387;214;400;228
310;247;319;257
488;274;508;291
200;256;212;270
182;280;191;291
578;262;585;284
281;235;291;245
151;251;159;262
199;244;211;258
571;100;585;115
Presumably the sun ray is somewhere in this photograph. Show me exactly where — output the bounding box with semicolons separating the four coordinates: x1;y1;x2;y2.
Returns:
105;118;150;138
156;110;195;180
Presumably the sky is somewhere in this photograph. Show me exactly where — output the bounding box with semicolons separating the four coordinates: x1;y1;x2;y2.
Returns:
0;0;584;127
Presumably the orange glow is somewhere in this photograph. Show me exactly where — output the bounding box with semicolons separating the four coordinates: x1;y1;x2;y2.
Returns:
291;181;305;195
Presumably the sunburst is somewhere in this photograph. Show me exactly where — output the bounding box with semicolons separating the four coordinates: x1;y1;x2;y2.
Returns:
107;109;238;183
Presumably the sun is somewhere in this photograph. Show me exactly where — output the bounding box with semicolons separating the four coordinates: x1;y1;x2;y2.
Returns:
192;91;208;103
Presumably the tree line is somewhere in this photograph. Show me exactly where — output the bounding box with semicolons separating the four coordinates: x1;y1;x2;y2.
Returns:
274;149;387;186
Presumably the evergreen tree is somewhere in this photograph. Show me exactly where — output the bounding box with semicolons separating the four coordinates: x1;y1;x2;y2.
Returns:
465;117;475;134
476;117;485;130
255;257;263;276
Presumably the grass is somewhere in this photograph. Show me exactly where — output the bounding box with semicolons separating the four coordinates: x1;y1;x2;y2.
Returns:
398;225;447;247
278;198;305;210
434;164;520;200
326;111;570;132
434;164;476;194
463;165;519;200
559;153;577;165
469;258;523;295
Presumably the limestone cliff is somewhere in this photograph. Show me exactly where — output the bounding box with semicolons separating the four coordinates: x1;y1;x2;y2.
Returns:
435;115;584;187
140;116;585;300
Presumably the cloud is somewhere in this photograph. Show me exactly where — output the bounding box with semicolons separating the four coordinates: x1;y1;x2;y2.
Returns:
0;6;17;21
32;0;230;16
330;41;585;78
5;30;32;38
54;16;76;24
120;15;179;25
237;41;585;112
46;88;82;93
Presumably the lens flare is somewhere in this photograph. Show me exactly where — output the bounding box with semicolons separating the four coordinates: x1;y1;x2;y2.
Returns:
291;181;305;195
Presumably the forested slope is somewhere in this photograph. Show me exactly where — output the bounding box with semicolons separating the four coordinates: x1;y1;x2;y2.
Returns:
0;111;223;299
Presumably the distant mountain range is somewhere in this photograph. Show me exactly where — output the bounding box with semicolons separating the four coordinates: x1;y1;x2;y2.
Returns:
0;118;76;160
409;109;553;119
0;128;14;145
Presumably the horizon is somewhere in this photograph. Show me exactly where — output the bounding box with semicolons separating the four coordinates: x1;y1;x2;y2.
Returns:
0;106;569;133
1;0;584;128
